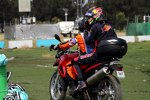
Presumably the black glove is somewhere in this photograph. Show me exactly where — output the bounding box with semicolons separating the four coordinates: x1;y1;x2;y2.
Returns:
49;45;57;51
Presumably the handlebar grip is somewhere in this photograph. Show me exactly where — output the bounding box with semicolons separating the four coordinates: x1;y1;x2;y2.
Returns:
49;45;55;51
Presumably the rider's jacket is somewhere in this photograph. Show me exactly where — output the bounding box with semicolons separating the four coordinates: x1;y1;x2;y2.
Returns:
85;22;117;52
58;32;94;54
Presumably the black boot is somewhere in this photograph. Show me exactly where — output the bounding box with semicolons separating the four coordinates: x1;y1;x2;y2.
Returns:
74;81;87;92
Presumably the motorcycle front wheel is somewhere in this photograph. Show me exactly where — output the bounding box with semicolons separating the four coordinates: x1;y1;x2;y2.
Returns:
95;75;122;100
49;71;67;100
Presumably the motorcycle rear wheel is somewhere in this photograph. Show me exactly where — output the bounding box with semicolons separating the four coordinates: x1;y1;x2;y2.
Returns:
95;75;122;100
49;71;67;100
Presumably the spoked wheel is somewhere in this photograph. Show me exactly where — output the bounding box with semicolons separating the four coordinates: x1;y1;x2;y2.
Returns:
49;71;67;100
96;75;122;100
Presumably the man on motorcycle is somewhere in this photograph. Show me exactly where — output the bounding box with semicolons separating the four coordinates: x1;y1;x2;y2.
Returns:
72;7;117;92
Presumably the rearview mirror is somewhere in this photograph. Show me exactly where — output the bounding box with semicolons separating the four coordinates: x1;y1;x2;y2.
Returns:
54;34;61;42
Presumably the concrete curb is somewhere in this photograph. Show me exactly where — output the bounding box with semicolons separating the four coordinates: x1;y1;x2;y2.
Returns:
119;36;135;42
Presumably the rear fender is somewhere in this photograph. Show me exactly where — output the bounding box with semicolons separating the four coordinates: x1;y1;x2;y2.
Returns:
109;60;123;70
109;63;125;79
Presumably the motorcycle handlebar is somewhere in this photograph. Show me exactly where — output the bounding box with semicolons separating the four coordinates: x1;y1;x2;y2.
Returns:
53;49;79;58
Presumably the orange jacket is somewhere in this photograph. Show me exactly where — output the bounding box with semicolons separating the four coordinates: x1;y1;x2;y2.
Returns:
58;33;87;54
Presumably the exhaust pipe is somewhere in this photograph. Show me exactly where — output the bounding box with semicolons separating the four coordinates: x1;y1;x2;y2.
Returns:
86;67;110;85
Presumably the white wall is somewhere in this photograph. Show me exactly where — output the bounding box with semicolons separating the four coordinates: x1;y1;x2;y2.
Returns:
119;36;135;42
8;40;33;49
137;35;150;42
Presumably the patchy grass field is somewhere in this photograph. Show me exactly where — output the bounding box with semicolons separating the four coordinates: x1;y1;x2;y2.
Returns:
0;41;150;100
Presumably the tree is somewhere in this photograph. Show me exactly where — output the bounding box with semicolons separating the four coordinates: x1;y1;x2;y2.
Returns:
116;12;127;30
0;0;149;26
0;0;18;24
31;0;76;22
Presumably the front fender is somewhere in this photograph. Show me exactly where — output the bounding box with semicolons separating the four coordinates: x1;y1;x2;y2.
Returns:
58;65;66;78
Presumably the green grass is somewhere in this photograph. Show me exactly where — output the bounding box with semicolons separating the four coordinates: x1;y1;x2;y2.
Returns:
120;41;150;100
0;41;150;100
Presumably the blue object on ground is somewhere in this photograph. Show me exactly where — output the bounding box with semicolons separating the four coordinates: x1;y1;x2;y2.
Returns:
0;41;5;49
36;39;60;47
0;54;7;66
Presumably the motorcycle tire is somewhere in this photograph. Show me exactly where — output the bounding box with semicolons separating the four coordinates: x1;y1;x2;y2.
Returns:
95;75;122;100
49;71;67;100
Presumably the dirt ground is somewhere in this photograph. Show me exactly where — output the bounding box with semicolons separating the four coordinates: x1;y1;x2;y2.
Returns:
0;33;4;40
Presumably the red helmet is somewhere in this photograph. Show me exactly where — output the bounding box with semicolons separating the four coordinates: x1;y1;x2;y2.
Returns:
85;7;104;25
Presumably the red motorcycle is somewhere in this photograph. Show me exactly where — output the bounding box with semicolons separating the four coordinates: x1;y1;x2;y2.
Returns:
49;34;127;100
